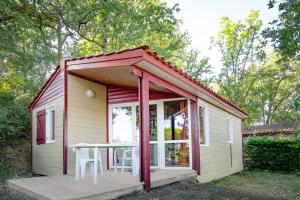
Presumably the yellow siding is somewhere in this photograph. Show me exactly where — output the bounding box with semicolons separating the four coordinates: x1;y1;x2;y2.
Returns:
67;75;107;173
32;97;64;176
197;99;243;183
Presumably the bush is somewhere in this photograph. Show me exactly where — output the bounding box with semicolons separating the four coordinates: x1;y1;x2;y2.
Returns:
0;92;30;139
245;136;300;172
0;159;12;182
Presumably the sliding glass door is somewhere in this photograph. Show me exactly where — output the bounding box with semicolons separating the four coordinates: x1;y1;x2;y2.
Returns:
109;98;191;169
110;104;159;168
111;106;136;167
163;100;190;168
136;105;159;167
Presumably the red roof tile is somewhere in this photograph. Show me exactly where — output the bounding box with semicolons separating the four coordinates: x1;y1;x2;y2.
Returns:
243;121;300;136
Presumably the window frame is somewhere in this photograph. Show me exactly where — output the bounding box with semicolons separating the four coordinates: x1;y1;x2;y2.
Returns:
227;115;234;144
198;102;210;146
45;106;55;144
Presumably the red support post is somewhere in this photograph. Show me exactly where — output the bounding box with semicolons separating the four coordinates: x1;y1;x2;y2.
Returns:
63;59;68;175
106;86;110;169
138;73;151;191
190;100;200;174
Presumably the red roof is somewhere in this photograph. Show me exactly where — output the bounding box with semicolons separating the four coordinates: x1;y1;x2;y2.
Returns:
243;121;300;137
29;45;248;117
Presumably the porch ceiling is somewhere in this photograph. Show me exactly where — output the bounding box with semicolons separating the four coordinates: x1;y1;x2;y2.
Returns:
68;66;170;92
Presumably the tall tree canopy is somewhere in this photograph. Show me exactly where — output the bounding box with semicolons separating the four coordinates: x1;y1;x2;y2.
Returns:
247;52;300;124
263;0;300;60
1;0;211;138
211;10;299;124
211;10;263;107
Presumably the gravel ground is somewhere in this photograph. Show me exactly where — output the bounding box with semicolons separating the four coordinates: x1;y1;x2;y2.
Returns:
117;178;286;200
1;184;33;200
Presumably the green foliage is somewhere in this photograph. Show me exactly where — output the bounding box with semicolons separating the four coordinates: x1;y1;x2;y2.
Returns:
212;10;300;125
248;52;300;124
0;92;30;139
0;159;11;182
178;49;213;84
164;127;182;140
211;10;263;124
71;0;190;64
263;0;300;60
245;136;300;172
1;0;209;139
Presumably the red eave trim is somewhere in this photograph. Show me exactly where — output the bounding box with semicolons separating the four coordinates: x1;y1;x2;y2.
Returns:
66;48;144;66
142;50;248;118
67;57;143;71
28;65;61;111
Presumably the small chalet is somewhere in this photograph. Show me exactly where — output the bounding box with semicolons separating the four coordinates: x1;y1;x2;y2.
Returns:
8;45;248;199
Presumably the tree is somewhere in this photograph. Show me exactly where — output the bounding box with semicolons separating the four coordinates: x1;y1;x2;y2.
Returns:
211;10;299;125
263;0;300;60
0;0;192;138
177;49;213;84
252;52;300;124
72;0;189;63
211;10;262;106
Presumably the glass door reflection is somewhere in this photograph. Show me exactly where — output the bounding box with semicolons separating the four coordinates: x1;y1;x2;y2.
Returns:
136;105;159;167
164;100;190;167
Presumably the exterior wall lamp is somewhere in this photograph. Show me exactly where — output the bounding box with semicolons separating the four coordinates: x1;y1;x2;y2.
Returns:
86;89;95;98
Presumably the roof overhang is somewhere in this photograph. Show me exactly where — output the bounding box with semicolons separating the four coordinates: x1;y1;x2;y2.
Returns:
30;45;248;119
135;60;247;119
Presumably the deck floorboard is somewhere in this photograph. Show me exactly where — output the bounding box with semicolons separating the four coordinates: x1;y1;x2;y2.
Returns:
8;169;196;200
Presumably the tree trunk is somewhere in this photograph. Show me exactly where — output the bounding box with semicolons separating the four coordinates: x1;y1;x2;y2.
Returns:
57;22;63;62
102;20;108;52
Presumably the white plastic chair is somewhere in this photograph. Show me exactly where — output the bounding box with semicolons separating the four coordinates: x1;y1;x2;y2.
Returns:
121;149;132;174
79;147;103;178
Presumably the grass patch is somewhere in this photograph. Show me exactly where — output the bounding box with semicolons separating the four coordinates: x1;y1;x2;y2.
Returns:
214;171;300;199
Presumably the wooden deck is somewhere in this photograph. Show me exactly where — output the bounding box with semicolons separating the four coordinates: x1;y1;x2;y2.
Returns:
8;169;196;200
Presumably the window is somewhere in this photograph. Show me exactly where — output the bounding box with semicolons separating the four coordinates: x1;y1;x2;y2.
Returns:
45;107;55;143
198;104;209;145
227;116;233;143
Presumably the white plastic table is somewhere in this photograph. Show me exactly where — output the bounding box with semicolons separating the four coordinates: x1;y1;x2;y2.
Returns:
69;143;139;184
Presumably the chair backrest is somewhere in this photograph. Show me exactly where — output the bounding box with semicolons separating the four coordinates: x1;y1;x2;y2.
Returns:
79;148;90;159
77;143;90;160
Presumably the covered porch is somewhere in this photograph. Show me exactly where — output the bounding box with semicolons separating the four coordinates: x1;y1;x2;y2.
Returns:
63;46;201;191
